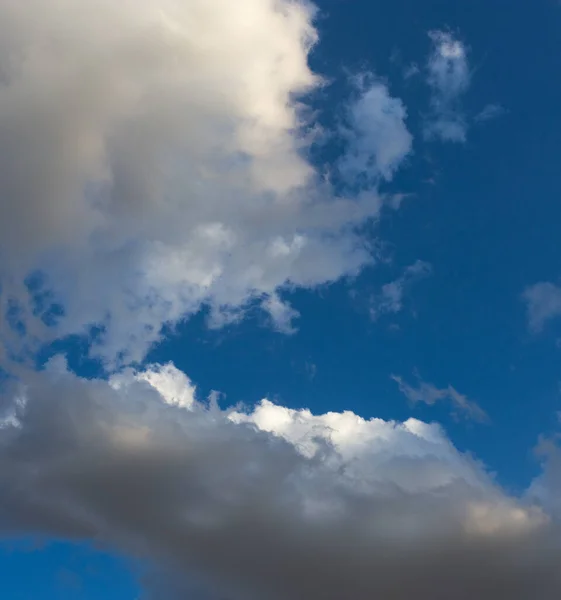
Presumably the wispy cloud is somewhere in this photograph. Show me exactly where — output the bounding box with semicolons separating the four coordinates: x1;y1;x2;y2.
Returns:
475;103;506;123
262;293;300;335
370;260;432;320
392;373;489;423
424;30;471;142
403;62;421;80
523;282;561;333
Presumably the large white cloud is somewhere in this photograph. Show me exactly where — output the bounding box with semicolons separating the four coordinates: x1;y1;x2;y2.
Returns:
0;360;559;600
0;0;412;366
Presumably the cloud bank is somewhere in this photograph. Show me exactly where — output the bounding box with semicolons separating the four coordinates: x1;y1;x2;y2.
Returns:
0;361;560;600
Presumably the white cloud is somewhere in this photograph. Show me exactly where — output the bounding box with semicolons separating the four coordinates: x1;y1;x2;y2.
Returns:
0;0;414;368
0;360;558;600
261;293;301;334
523;282;561;333
392;373;489;423
338;76;413;187
370;260;431;320
111;362;197;409
424;31;470;142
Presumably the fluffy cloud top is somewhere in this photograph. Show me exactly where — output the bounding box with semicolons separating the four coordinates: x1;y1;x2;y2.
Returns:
0;360;559;600
0;0;413;366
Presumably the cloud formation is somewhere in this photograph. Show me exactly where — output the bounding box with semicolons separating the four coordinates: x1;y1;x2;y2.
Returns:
0;3;553;599
523;282;561;333
0;0;412;366
0;360;559;600
338;76;413;187
424;31;470;142
392;373;488;423
370;260;431;320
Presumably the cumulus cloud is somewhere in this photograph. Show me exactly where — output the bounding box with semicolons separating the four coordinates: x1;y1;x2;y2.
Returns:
0;0;413;367
523;282;561;333
370;260;431;320
424;30;470;142
0;360;559;600
392;373;488;423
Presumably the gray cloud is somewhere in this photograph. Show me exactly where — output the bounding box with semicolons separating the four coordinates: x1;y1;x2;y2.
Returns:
0;361;559;599
392;373;489;423
370;260;431;320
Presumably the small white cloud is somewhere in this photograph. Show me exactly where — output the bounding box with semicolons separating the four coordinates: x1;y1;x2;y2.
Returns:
370;260;431;320
424;30;470;143
475;103;506;123
338;75;413;187
392;373;488;423
523;282;561;333
262;293;300;335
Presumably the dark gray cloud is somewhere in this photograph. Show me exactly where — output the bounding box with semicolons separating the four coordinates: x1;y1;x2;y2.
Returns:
0;361;559;600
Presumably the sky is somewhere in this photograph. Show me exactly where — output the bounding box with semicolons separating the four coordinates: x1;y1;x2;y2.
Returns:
2;0;561;598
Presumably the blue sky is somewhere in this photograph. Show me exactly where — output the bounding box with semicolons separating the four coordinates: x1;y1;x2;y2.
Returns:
2;0;561;598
